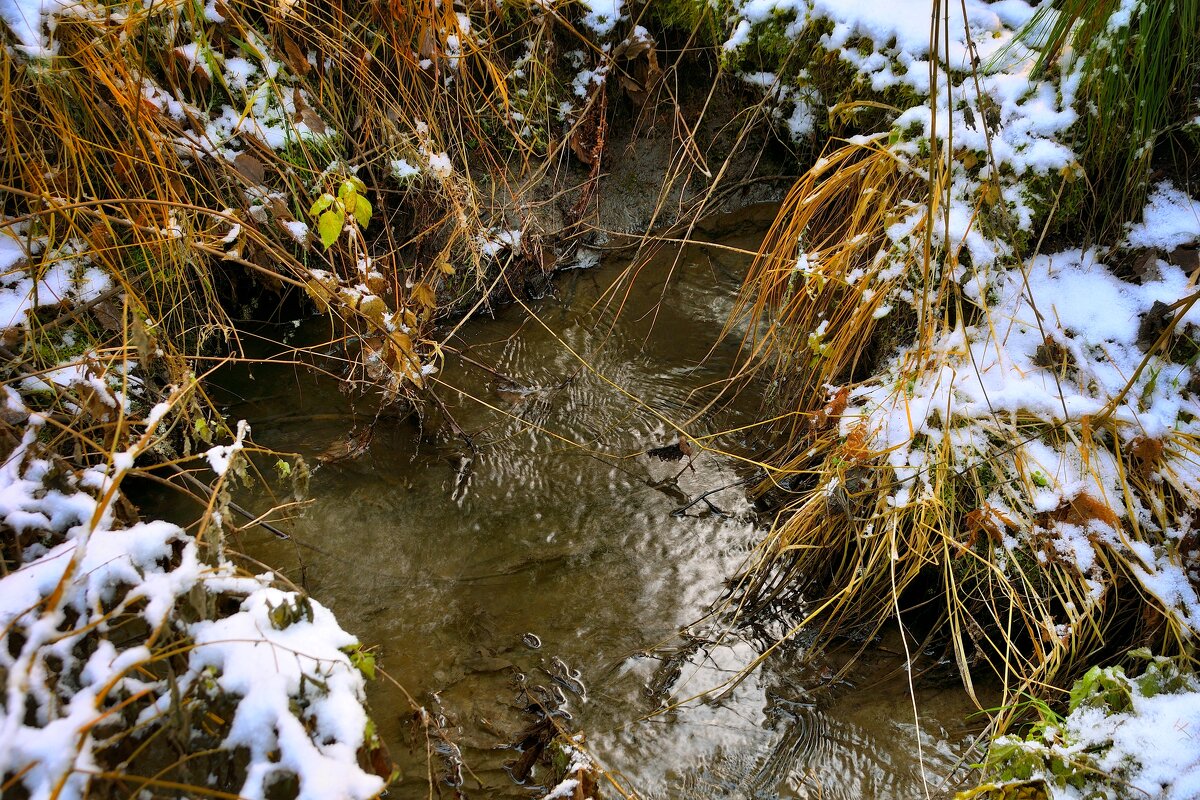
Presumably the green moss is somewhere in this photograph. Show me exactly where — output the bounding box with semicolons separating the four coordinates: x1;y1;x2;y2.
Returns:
638;0;732;49
277;134;345;178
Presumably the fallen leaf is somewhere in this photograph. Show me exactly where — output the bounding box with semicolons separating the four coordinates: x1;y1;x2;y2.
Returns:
233;153;266;184
282;35;310;75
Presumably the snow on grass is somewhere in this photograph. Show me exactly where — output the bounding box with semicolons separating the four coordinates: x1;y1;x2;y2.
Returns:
985;654;1200;799
0;227;111;330
726;11;1200;783
840;237;1200;628
723;0;1082;258
0;407;385;800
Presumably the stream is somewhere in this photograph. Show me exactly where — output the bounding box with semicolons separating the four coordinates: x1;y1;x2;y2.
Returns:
155;204;987;798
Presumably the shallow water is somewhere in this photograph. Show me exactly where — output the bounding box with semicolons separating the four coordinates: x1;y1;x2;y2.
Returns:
173;205;986;798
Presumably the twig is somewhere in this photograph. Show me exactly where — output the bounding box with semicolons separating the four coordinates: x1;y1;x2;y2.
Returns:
159;462;291;540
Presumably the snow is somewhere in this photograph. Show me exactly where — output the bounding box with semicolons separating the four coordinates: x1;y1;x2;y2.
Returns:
1126;181;1200;251
204;419;249;476
390;158;421;180
282;219;310;245
724;19;752;51
0;0;76;57
0;229;111;330
188;588;381;800
1078;688;1200;798
477;228;522;258
426;151;453;179
222;56;257;91
539;739;596;799
578;0;623;36
0;228;26;271
573;65;608;97
992;660;1200;799
0;415;384;800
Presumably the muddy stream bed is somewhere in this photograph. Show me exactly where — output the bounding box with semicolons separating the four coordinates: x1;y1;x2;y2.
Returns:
149;205;987;798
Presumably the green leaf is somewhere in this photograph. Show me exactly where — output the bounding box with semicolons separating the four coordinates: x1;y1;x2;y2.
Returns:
310;193;335;217
1070;666;1102;711
318;207;345;249
193;415;212;443
352;195;372;229
274;458;292;478
344;644;377;680
346;175;366;193
337;180;357;204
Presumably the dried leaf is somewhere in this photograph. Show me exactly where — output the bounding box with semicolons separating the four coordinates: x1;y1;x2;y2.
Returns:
1169;245;1199;272
317;427;373;464
233;153;266;184
130;315;154;370
91;300;122;333
844;423;870;461
300;107;327;135
613;31;661;109
359;294;387;327
411;282;437;310
282;37;310;75
418;26;437;60
569;116;597;165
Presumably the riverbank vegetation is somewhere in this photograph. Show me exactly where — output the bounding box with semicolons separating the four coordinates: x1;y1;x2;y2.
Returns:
1;0;1198;797
718;0;1200;797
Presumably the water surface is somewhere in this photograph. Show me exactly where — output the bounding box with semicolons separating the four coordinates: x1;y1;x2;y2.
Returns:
197;205;985;798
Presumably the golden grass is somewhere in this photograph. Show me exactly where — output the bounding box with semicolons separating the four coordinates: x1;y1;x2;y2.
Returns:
723;148;1199;733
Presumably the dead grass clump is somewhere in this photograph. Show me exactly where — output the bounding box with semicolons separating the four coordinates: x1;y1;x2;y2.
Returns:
723;5;1200;720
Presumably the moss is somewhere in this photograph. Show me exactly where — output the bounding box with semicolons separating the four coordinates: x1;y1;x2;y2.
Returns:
637;0;732;49
277;133;345;177
26;320;102;367
1010;169;1089;247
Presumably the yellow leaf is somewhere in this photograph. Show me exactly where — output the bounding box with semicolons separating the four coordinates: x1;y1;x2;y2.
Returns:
412;282;437;310
304;280;333;313
434;256;456;275
359;295;388;327
388;330;413;358
980;180;1001;206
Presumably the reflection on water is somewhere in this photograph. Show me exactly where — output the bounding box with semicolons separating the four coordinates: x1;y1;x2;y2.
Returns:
172;205;985;798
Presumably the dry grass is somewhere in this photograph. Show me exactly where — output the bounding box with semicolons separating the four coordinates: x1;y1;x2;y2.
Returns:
720;3;1200;728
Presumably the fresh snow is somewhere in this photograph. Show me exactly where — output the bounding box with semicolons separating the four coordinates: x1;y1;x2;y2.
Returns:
1126;182;1200;251
0;408;384;800
578;0;623;36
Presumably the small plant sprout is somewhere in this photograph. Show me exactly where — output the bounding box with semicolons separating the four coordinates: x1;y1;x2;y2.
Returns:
310;176;372;249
